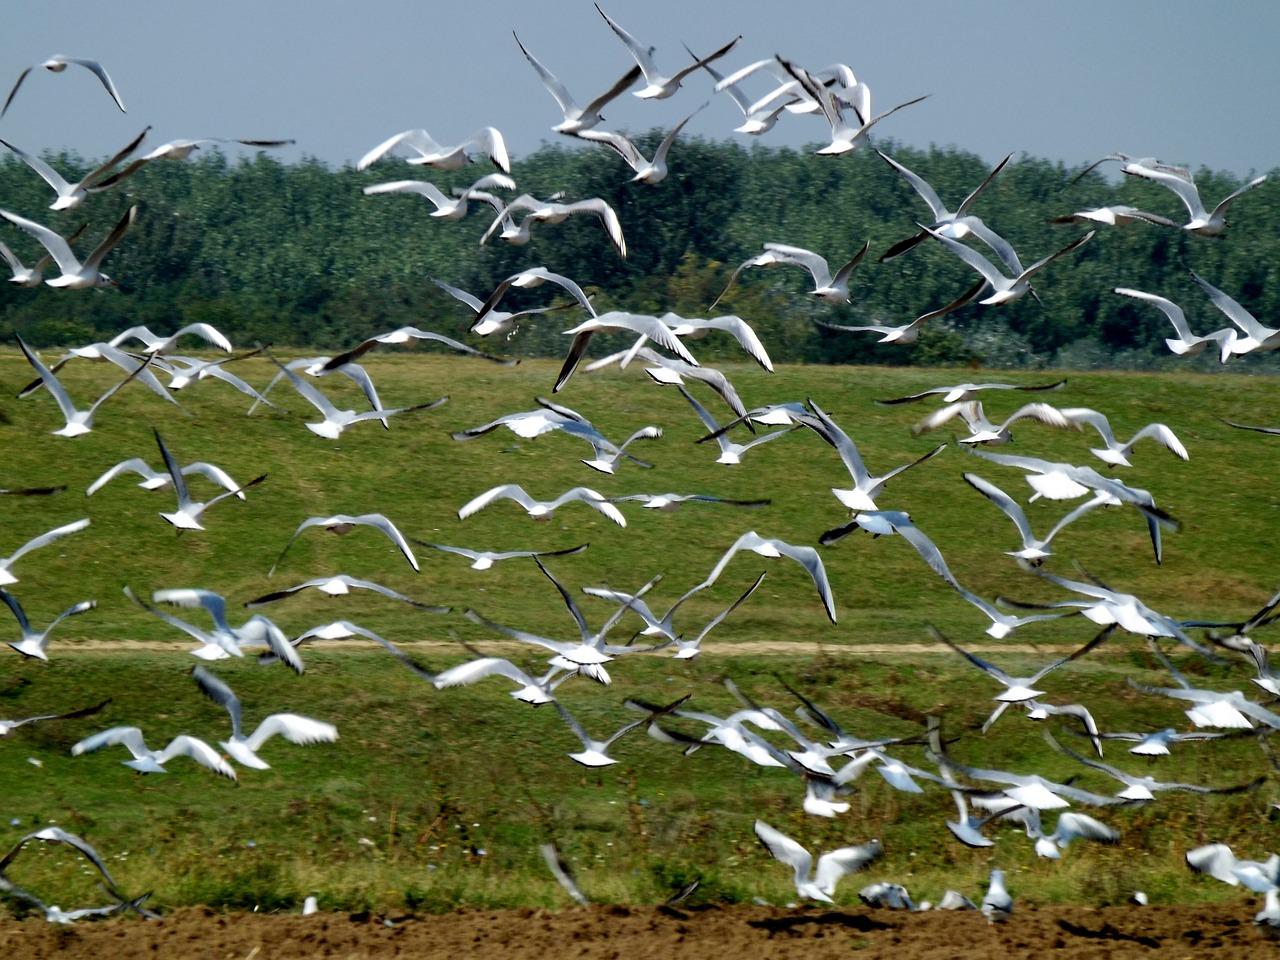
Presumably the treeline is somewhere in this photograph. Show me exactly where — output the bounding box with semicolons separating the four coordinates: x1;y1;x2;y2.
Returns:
1;135;1277;370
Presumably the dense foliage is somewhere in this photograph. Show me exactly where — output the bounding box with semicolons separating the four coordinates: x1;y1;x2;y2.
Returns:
1;136;1277;371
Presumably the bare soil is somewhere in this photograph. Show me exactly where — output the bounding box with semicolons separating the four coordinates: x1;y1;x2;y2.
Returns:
1;901;1270;960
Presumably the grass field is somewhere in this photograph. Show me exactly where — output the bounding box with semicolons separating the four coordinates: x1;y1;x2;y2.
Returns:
1;347;1278;914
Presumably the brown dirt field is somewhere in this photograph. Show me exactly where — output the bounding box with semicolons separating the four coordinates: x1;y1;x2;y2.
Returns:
1;901;1272;960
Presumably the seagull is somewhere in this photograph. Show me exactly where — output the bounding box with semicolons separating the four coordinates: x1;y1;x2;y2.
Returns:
578;104;704;184
514;32;640;135
800;398;946;510
813;279;987;343
554;696;686;766
586;345;748;419
0;517;90;586
927;750;1130;810
93;137;298;188
0;698;108;736
1123;165;1267;236
125;586;301;667
594;5;740;100
480;194;627;258
678;385;799;466
1;224;87;286
1113;286;1238;360
1190;269;1280;357
361;172;516;220
689;44;788;135
191;666;337;770
859;882;918;910
15;335;160;437
711;240;868;309
409;540;588;572
1046;729;1264;802
1;590;95;661
152;428;265;531
1059;408;1188;466
244;574;446;610
1186;844;1280;888
930;624;1112;732
267;354;447;438
0;129;148;210
605;492;770;512
541;842;590;906
430;276;578;339
1051;205;1176;228
357;127;510;173
875;379;1068;406
71;725;236;779
2;56;126;116
876;149;1017;267
912;400;1080;446
963;472;1108;562
458;485;626;527
556;311;698;392
981;870;1012;923
1092;727;1231;757
269;513;419;576
432;656;575;705
459;266;596;338
698;530;835;624
776;56;927;156
753;819;881;903
1067;152;1192;187
0;205;136;289
921;223;1094;305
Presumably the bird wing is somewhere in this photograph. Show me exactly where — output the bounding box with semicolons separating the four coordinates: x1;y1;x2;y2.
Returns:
244;714;337;751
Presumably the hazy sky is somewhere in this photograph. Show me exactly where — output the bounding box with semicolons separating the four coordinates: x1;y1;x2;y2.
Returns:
3;1;1277;177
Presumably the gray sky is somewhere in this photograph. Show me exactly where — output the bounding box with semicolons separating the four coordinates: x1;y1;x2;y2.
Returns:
3;1;1277;178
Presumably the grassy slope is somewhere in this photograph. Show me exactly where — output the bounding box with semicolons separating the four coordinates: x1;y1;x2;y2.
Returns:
0;348;1277;913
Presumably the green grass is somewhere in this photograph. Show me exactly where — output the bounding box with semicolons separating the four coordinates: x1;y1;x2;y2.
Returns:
0;349;1278;914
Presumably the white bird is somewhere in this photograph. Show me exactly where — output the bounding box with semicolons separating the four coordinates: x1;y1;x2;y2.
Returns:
514;32;640;135
245;574;445;611
912;400;1080;446
712;240;867;308
699;530;836;624
981;870;1013;923
541;842;590;906
799;399;947;510
152;428;265;531
594;5;740;100
1059;408;1188;466
963;472;1107;563
1;231;75;287
556;311;698;392
71;725;236;779
1258;889;1280;932
431;276;578;339
433;657;574;705
362;172;516;220
606;492;770;513
0;129;148;210
554;697;681;766
269;513;419;576
480;194;626;258
578;105;703;184
1113;286;1238;360
0;517;90;586
814;280;987;343
776;56;927;156
0;205;136;288
268;354;447;438
0;698;108;736
586;345;748;419
458;485;626;527
1047;730;1264;802
1191;270;1280;357
156;353;278;408
411;540;588;572
928;752;1129;811
357;127;510;173
100;322;234;355
1093;727;1230;757
93;137;297;188
1051;205;1176;228
691;45;787;135
1067;152;1192;186
125;586;301;667
753;819;881;903
459;266;596;338
921;223;1094;305
15;335;160;437
1186;844;1280;889
2;56;126;116
191;666;337;770
1124;166;1267;236
875;379;1068;407
877;150;1017;268
1;590;95;661
678;385;798;466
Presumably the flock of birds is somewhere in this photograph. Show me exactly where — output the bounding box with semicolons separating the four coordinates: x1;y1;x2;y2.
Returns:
1;5;1279;935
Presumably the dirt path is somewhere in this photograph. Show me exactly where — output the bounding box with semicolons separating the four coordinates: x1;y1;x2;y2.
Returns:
0;901;1268;960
